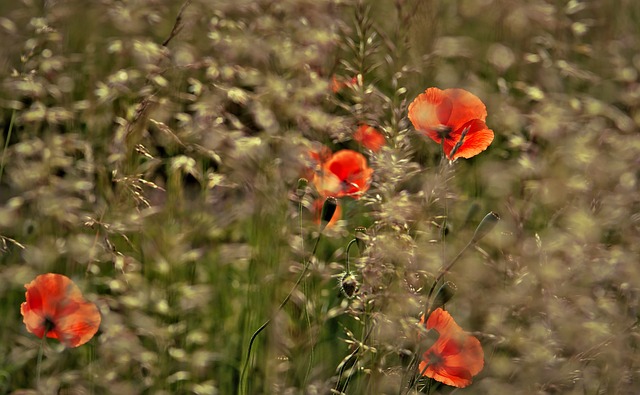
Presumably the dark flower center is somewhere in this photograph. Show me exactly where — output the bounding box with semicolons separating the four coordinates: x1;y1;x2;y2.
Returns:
427;351;444;368
340;178;360;193
44;317;56;334
434;125;453;140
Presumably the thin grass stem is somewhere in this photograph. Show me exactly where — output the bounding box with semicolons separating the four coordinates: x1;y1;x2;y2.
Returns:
240;235;322;395
302;201;315;389
0;109;16;185
345;239;357;273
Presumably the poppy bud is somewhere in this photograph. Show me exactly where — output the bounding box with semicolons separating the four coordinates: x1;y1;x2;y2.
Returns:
320;197;338;230
471;211;500;243
429;281;457;312
296;177;308;199
340;272;359;298
355;226;367;253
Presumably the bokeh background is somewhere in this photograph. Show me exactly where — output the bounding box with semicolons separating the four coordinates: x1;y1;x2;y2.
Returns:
1;0;640;394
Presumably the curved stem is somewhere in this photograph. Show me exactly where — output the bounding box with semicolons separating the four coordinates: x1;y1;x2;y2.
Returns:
424;240;474;314
345;239;357;273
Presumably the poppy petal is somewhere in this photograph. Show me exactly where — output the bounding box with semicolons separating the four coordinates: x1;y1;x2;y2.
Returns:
438;335;483;372
53;300;102;347
433;365;474;388
21;299;46;339
408;88;453;138
313;171;342;197
419;351;473;388
419;308;484;388
424;308;463;334
21;273;101;348
21;273;80;337
459;335;485;375
442;88;488;131
326;150;368;181
314;150;372;199
354;124;385;152
449;120;494;160
439;335;464;356
409;87;493;160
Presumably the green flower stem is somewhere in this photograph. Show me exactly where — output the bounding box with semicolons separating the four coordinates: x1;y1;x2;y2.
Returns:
425;239;473;313
345;238;358;273
35;329;48;388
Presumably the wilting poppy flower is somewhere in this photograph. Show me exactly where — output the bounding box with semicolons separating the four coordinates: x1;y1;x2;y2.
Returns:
313;198;342;227
21;273;101;348
418;308;484;388
408;88;494;160
354;124;385;152
313;149;373;199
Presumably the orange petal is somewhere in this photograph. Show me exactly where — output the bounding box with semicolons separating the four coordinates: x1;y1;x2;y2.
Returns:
448;120;494;160
420;356;474;387
419;309;484;387
460;334;485;375
313;171;343;197
53;300;102;347
438;335;484;384
420;335;484;387
408;88;453;135
431;364;474;388
419;336;474;387
442;88;488;131
22;274;83;336
21;273;100;347
325;150;367;180
354;124;385;152
21;300;46;339
320;150;373;199
410;88;491;161
424;308;463;334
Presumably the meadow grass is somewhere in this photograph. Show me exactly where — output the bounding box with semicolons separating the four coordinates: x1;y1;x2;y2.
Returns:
1;0;640;394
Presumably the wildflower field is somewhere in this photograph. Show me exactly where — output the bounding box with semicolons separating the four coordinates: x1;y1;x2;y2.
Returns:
2;0;640;394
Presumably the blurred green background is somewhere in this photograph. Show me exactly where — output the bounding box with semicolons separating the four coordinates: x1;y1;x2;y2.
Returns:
1;0;640;394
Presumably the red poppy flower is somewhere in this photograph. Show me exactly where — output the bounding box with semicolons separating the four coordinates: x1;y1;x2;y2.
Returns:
418;308;484;388
354;124;385;152
408;88;494;160
21;273;101;348
313;198;342;227
313;149;373;199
